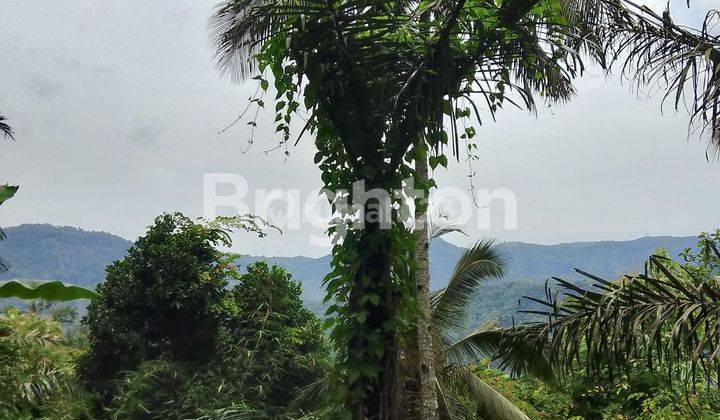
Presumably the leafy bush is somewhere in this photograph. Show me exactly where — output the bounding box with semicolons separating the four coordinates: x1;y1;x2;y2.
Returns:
470;359;720;420
108;359;191;419
471;361;572;419
565;368;720;420
77;213;238;398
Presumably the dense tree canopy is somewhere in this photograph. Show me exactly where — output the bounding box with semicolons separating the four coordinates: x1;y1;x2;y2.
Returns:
71;213;329;417
77;213;236;397
224;261;329;413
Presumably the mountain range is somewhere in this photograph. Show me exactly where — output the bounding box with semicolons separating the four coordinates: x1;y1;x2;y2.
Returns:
0;224;700;325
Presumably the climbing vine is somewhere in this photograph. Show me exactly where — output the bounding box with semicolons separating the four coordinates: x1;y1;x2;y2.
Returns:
251;40;423;412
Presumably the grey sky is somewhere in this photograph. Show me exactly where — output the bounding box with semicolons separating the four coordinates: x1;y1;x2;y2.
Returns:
1;0;718;257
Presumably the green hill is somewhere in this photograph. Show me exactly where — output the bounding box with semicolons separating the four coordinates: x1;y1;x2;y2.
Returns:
0;224;699;326
0;224;131;287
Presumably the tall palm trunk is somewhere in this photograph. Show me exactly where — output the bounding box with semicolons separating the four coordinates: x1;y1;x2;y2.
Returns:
414;154;439;419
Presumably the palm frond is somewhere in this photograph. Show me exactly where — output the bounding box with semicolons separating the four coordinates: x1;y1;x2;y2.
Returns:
0;114;14;140
194;401;267;420
19;360;66;407
435;375;470;420
509;237;720;383
459;366;530;420
210;0;288;81
431;239;505;340
444;322;554;382
569;0;720;156
428;207;467;240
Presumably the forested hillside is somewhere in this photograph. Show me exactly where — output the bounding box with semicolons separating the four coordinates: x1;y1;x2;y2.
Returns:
0;224;131;287
0;224;697;325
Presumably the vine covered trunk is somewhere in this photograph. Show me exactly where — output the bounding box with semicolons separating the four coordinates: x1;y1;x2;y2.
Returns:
347;194;400;420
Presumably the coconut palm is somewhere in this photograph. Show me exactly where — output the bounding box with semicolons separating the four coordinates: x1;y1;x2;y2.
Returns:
412;154;439;418
424;209;553;419
297;237;546;419
210;1;720;416
432;239;522;419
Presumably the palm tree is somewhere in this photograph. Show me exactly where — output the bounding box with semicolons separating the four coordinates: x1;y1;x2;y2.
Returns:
210;1;720;416
432;239;516;419
495;230;720;389
299;237;547;418
210;2;584;415
425;212;553;419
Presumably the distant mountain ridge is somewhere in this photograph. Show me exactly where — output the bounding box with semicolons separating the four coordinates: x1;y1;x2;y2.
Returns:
0;224;700;324
0;224;131;287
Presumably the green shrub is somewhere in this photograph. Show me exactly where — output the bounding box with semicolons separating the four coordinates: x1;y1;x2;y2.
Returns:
471;361;572;419
109;359;191;419
565;367;720;419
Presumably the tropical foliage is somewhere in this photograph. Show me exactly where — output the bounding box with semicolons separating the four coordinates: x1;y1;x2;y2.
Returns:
471;360;720;419
0;308;93;418
463;229;718;418
225;261;329;413
503;229;720;385
1;0;719;417
70;213;329;417
77;213;236;398
210;0;600;413
4;217;720;418
429;239;534;420
210;0;720;415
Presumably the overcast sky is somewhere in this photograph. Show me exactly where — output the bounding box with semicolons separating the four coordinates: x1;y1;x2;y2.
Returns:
1;0;718;257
